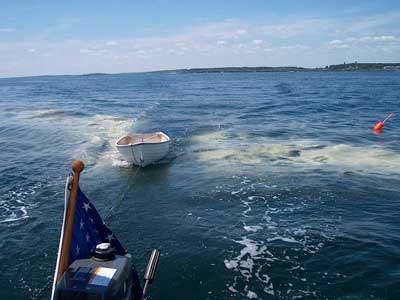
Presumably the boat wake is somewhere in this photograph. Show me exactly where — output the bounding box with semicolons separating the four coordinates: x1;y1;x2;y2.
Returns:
190;130;400;175
28;109;80;119
72;114;135;168
0;182;43;225
25;109;136;169
218;176;340;299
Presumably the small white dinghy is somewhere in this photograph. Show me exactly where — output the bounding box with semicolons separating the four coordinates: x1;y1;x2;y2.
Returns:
116;132;170;167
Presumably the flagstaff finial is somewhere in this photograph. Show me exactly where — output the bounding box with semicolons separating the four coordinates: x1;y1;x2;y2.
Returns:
72;160;85;173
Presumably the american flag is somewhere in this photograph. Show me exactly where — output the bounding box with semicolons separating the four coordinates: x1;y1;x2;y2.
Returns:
69;188;126;264
51;171;143;300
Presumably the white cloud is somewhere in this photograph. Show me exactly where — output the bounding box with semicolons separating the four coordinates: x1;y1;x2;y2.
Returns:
1;12;400;77
350;35;398;42
106;41;118;46
280;44;308;50
261;19;334;38
136;49;147;55
326;39;349;49
329;43;350;49
79;48;92;54
327;35;399;49
347;11;400;33
260;12;400;40
328;40;343;45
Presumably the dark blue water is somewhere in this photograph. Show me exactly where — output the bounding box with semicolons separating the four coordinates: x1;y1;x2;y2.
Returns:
0;72;399;300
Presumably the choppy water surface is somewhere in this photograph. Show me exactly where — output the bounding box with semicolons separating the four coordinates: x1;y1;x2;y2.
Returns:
0;72;399;299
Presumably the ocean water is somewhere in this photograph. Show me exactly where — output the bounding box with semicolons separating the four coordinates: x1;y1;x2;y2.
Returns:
0;71;399;300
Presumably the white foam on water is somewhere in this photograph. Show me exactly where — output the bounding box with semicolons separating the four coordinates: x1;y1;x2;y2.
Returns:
0;183;43;225
266;236;300;244
224;236;271;283
243;225;263;233
111;159;131;168
28;109;68;119
224;259;238;269
293;229;306;236
73;114;135;168
89;135;106;146
228;286;238;293
222;176;337;298
247;196;265;201
264;285;275;296
0;209;28;223
299;143;400;173
256;270;275;296
25;110;136;168
190;130;400;175
242;201;252;217
191;130;227;143
246;290;258;299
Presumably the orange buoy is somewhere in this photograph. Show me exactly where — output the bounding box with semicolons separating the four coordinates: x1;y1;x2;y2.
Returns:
373;112;394;131
373;121;385;131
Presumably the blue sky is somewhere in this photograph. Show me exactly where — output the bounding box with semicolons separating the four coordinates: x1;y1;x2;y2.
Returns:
1;0;400;77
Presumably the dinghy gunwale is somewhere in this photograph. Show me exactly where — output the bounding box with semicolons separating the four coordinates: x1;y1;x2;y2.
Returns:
116;131;170;148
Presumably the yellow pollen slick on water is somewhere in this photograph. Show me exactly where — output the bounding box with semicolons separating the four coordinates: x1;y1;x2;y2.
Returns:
190;131;400;174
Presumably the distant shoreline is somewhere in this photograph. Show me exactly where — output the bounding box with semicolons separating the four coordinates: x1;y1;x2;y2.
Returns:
153;63;400;74
81;63;400;76
1;63;400;80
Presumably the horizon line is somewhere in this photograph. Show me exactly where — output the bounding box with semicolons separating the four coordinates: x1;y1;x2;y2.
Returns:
1;62;400;80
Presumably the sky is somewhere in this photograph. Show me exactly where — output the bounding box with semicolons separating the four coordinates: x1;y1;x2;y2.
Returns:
1;0;400;77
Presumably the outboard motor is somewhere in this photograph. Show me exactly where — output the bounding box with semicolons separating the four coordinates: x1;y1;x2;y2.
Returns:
54;243;140;300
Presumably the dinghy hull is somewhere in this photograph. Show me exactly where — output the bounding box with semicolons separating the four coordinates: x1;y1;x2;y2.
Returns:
116;132;170;167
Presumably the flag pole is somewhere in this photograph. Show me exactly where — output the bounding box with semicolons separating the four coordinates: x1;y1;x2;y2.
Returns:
56;160;85;284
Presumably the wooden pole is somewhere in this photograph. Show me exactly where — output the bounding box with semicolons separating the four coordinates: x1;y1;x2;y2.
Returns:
56;160;84;284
